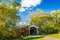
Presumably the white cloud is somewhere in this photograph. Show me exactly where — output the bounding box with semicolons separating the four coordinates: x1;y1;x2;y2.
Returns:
20;0;41;12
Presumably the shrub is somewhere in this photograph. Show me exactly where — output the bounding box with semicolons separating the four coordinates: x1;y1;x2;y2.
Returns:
15;27;29;38
44;27;59;34
38;27;59;35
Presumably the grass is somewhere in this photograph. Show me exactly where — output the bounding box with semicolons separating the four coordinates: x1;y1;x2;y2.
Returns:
48;34;60;39
23;36;44;40
33;38;44;40
22;34;60;40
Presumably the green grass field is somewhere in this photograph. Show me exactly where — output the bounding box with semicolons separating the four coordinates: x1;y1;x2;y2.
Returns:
23;34;60;40
48;34;60;39
33;38;44;40
23;36;44;40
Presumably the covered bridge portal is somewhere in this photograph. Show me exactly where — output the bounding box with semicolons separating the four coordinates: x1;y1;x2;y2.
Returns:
28;25;38;35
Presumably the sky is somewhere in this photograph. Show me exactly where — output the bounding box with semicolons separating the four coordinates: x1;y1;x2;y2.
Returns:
16;0;60;22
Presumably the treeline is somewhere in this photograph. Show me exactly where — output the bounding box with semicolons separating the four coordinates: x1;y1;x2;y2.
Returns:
27;9;60;35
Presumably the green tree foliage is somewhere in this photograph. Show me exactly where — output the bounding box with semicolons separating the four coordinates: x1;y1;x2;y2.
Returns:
51;10;60;30
51;10;60;18
27;9;49;22
0;1;20;39
28;9;59;35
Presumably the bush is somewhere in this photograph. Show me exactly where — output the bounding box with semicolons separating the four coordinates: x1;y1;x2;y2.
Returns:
44;27;59;34
15;27;29;38
38;27;59;35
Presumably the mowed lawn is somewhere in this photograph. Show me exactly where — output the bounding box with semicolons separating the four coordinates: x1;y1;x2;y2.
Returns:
33;38;44;40
23;34;60;40
23;36;44;40
48;34;60;39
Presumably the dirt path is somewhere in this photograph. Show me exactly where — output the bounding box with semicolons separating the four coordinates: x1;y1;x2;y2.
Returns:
44;36;60;40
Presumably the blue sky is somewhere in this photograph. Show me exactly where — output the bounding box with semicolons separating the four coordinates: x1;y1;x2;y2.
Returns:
16;0;60;22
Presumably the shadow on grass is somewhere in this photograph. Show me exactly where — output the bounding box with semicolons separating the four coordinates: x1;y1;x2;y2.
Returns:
23;37;42;40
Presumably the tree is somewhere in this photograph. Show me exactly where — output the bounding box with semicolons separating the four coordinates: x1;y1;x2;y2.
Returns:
27;9;59;34
27;9;49;22
27;9;49;34
51;10;60;30
0;1;21;39
51;10;60;18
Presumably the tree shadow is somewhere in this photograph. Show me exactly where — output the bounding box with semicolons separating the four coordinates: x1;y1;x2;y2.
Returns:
23;37;42;40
